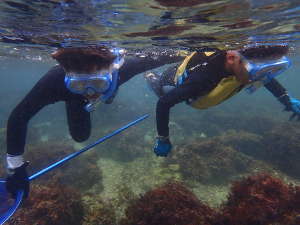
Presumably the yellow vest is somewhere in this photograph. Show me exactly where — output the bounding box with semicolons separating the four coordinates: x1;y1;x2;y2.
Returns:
175;52;243;109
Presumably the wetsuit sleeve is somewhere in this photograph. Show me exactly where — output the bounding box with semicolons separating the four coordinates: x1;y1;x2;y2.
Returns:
118;55;183;86
6;67;63;155
264;78;287;98
156;84;199;137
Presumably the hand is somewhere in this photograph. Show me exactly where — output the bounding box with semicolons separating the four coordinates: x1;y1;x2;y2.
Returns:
278;94;300;121
288;97;300;120
6;162;30;199
154;136;172;157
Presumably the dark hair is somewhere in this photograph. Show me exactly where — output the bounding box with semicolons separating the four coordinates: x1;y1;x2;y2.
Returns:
51;45;116;73
239;45;289;61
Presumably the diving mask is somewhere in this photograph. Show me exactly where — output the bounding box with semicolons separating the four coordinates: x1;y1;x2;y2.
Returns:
245;56;291;82
65;47;126;112
244;56;291;93
65;71;112;95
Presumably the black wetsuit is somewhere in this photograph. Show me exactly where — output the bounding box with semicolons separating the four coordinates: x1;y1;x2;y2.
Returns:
7;55;182;155
156;51;287;137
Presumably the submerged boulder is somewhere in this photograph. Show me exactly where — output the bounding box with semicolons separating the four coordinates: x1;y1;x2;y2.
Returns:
262;123;300;178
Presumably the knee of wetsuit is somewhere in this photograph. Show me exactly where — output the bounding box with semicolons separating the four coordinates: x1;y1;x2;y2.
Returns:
70;129;90;142
157;96;174;108
73;135;89;143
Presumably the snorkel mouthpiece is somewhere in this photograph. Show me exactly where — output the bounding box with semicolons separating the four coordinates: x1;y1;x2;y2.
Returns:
84;98;101;112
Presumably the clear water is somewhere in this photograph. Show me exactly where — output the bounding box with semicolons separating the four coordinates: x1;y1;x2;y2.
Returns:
0;0;300;224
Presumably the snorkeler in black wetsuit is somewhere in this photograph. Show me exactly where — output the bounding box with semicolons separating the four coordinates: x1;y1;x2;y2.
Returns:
145;45;300;157
5;45;182;199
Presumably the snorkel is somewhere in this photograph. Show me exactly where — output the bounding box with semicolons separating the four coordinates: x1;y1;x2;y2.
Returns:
84;48;125;112
84;96;102;112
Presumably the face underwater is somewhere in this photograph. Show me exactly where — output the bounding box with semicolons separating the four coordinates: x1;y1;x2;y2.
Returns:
226;51;291;84
64;71;112;96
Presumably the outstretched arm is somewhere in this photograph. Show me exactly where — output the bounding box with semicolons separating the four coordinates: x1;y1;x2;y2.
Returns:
264;78;287;98
156;83;199;137
264;78;300;120
118;53;184;86
7;66;64;156
5;66;68;199
152;83;199;157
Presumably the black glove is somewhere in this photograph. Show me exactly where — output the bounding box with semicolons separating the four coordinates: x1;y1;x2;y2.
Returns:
6;162;30;199
278;94;300;121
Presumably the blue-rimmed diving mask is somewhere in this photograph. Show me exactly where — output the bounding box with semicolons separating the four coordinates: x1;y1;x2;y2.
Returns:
65;71;112;96
64;48;125;97
64;48;126;112
243;56;291;93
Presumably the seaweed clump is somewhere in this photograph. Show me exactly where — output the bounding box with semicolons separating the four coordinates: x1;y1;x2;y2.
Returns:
7;182;84;225
120;182;217;225
217;173;300;225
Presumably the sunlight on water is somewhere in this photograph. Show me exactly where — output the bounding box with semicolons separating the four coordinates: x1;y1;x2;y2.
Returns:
0;0;300;60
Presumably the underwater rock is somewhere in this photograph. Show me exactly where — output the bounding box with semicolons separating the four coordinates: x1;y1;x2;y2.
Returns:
7;182;84;225
217;173;300;225
184;121;300;180
165;137;254;185
262;123;300;178
216;130;264;158
120;182;217;225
